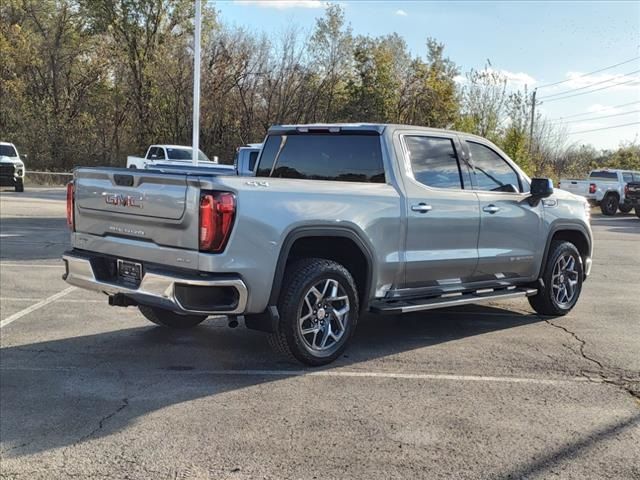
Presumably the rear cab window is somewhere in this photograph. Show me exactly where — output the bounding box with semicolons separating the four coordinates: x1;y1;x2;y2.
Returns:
589;171;618;181
403;136;468;189
248;151;259;171
256;133;385;183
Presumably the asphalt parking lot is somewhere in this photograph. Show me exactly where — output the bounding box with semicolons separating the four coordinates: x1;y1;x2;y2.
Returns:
0;187;638;480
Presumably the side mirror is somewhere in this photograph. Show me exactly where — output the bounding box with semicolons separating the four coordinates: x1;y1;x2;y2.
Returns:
529;178;554;205
530;178;554;197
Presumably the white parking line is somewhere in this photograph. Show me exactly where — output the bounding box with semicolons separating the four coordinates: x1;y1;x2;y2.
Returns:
0;287;76;329
0;365;594;386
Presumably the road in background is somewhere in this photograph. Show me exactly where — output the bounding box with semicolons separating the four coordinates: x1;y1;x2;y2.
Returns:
1;188;639;479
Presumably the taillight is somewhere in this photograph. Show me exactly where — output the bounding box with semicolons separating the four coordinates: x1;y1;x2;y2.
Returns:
199;192;235;252
66;181;74;230
624;184;629;195
589;183;596;194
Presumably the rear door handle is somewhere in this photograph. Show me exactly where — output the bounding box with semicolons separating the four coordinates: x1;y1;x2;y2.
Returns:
483;204;500;214
411;203;433;213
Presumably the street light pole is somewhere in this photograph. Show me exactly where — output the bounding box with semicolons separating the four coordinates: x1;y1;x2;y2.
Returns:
192;0;202;166
528;88;537;156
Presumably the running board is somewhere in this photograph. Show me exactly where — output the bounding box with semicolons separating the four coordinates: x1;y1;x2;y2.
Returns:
370;287;538;314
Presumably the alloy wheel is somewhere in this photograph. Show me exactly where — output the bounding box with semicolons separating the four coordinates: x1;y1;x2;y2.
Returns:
551;254;579;307
297;278;350;353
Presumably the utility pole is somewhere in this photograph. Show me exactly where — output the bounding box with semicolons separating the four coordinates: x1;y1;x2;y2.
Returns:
192;0;202;166
528;88;537;156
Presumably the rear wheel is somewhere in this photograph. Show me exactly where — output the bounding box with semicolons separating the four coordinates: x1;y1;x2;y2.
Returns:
14;179;24;192
619;203;633;214
268;258;359;366
529;241;583;316
138;305;206;329
600;194;618;216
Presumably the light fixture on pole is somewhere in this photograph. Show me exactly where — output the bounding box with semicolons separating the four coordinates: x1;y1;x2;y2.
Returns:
192;0;202;166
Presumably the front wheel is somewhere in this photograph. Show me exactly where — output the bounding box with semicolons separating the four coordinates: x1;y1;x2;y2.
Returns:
529;241;583;316
268;258;359;366
138;305;206;329
636;207;640;219
15;179;24;192
600;194;618;216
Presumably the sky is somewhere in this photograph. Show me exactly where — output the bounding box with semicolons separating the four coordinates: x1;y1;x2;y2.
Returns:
213;0;640;150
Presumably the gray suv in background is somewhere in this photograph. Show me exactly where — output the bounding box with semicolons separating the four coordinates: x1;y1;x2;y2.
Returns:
63;124;593;365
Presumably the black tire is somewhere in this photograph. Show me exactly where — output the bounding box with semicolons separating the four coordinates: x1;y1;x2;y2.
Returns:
619;203;633;214
636;207;640;219
138;305;206;329
14;179;24;192
529;241;583;316
600;194;618;216
268;258;359;366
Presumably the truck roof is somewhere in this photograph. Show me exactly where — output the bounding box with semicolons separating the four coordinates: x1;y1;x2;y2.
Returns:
267;123;488;141
151;144;200;150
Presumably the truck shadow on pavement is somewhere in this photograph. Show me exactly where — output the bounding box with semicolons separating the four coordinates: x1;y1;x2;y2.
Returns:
2;302;630;477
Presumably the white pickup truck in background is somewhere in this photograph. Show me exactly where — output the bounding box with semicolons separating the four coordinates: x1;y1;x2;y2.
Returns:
126;143;262;177
559;169;640;216
126;145;218;170
0;141;26;192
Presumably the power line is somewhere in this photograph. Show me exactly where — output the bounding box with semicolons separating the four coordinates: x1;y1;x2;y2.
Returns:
539;69;640;99
536;56;640;89
541;78;640;103
567;121;640;135
548;100;640;121
550;109;640;125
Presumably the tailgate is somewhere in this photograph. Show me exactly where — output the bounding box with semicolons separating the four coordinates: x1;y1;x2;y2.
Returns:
560;180;588;195
73;168;199;249
627;182;640;200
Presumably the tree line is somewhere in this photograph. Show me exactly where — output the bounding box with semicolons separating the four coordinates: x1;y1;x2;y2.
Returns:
1;0;638;176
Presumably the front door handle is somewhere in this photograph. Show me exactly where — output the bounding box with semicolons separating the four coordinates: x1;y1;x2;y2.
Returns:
411;203;433;213
483;204;500;214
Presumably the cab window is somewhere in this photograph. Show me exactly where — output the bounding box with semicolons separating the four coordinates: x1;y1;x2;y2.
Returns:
467;142;521;193
404;136;465;189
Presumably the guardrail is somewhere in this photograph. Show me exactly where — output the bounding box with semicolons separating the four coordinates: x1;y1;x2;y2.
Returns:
26;171;73;186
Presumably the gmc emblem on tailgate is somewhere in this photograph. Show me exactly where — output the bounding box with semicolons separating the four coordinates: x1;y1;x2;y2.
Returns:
103;193;143;208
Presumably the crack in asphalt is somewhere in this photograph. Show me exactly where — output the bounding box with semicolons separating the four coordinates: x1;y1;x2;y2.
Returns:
60;396;130;474
83;398;130;442
0;441;33;456
544;318;640;404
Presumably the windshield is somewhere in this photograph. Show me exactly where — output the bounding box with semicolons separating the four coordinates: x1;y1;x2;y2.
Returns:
0;145;18;157
165;147;209;162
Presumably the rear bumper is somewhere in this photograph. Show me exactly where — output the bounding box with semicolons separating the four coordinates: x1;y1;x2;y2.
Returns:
626;196;640;207
62;250;248;315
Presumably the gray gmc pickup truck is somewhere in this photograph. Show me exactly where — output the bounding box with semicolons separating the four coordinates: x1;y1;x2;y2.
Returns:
63;124;593;365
